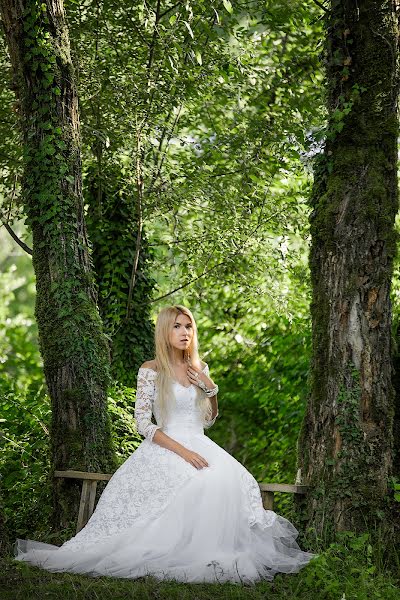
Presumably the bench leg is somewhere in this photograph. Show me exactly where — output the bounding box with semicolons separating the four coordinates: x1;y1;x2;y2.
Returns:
76;480;98;533
76;480;90;533
88;481;97;520
262;490;275;510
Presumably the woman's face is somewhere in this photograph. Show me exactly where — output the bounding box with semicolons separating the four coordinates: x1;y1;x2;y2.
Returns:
170;313;194;352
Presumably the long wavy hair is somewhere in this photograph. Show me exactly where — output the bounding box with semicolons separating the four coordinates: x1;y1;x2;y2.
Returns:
154;305;212;427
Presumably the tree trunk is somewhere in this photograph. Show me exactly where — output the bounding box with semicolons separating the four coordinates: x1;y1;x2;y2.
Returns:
392;322;400;479
0;0;117;529
295;0;399;541
85;162;156;386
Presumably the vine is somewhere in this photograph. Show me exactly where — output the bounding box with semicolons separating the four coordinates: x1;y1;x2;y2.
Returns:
85;163;157;385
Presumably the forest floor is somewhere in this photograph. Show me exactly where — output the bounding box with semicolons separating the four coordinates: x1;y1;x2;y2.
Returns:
1;548;400;600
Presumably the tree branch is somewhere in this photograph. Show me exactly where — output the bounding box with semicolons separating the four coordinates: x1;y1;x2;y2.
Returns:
1;220;32;255
150;207;283;304
312;0;328;12
159;2;181;19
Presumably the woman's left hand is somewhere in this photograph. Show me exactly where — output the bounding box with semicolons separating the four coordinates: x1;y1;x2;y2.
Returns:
187;365;213;389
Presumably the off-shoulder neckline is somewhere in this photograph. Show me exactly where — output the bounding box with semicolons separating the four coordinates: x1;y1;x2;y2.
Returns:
139;364;207;373
139;363;207;389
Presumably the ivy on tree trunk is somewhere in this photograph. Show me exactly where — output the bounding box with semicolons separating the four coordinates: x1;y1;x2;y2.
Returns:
85;162;156;386
0;0;117;530
296;0;400;542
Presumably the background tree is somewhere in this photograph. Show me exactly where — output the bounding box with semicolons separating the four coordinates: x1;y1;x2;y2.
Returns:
0;0;117;530
295;0;400;543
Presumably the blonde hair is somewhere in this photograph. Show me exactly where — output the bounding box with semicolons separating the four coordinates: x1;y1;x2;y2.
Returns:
153;304;213;427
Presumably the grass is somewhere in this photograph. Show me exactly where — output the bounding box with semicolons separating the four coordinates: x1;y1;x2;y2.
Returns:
1;533;399;600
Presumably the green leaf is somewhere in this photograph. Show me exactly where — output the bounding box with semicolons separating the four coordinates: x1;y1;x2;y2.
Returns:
222;0;233;14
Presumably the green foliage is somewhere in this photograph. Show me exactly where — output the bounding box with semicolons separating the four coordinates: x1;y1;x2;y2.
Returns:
0;262;42;389
296;531;400;599
0;245;52;540
0;376;144;541
0;376;52;542
60;0;324;357
107;384;142;463
210;314;311;480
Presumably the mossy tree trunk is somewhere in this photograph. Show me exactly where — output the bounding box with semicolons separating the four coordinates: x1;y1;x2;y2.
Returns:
295;0;399;541
391;321;400;539
85;162;156;387
0;0;117;530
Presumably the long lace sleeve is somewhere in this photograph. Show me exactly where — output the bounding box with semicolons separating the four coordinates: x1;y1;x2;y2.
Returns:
134;368;162;442
202;363;219;429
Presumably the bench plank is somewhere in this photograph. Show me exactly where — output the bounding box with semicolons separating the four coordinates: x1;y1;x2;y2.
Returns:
54;471;310;532
259;483;308;494
54;470;112;481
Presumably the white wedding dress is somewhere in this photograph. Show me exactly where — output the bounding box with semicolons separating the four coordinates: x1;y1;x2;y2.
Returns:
14;364;315;585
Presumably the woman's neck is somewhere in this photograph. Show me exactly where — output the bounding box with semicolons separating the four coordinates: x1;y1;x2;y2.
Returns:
170;348;188;366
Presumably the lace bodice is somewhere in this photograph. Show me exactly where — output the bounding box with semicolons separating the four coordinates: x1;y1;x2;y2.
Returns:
134;363;219;441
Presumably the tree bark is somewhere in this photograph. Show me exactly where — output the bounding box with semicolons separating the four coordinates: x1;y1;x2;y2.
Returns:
295;0;399;541
0;0;117;529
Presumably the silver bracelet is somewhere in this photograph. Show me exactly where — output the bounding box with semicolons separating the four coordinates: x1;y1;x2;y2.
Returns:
197;379;218;397
205;385;218;398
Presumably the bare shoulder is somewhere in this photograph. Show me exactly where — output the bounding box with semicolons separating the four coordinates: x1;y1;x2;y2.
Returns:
140;359;157;371
200;360;208;370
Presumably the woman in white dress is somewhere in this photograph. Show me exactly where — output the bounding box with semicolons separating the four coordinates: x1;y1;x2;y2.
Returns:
14;304;316;585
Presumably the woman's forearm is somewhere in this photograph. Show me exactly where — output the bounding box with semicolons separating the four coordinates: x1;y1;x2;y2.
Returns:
209;394;218;419
205;375;218;419
152;429;187;457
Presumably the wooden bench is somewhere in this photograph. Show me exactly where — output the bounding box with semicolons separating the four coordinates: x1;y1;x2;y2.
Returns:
259;483;308;510
54;470;112;533
55;470;309;533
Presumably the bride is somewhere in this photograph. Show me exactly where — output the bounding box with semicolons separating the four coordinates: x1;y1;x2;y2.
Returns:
14;304;316;584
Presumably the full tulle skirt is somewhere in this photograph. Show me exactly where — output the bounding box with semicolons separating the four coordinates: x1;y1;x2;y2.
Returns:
14;428;316;584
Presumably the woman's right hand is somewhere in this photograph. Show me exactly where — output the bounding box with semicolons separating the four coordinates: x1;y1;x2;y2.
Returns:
180;448;209;469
